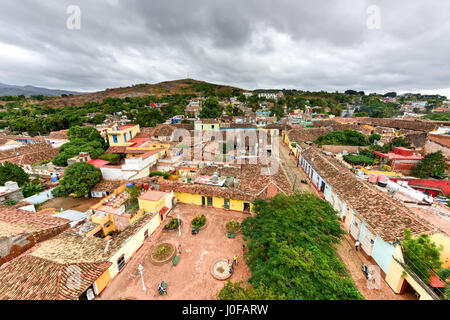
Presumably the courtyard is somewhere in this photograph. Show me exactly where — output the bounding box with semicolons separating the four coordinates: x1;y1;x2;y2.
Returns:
99;203;251;300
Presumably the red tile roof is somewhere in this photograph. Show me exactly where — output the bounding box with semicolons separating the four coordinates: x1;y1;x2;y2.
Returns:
0;255;111;300
88;159;110;168
301;147;433;241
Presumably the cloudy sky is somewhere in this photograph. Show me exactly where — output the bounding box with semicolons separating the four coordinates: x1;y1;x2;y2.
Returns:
0;0;449;96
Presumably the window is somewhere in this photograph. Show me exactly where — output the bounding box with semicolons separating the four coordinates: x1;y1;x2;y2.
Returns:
130;132;132;140
224;199;230;210
124;134;127;142
207;197;213;207
117;255;126;272
113;135;118;143
243;202;251;213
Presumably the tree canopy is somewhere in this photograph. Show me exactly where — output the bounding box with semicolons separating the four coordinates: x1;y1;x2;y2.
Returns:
52;162;101;198
412;151;447;179
0;162;29;187
315;130;369;146
219;192;363;300
52;125;108;166
199;97;223;119
402;229;443;285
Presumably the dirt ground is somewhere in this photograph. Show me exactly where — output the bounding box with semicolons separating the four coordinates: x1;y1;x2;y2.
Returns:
278;142;317;194
38;197;100;212
99;203;251;300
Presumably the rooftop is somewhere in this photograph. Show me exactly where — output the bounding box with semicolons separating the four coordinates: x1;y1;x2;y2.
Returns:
0;206;70;238
138;190;168;201
302;147;433;241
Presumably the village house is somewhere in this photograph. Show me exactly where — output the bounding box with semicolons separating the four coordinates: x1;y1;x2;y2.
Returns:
0;206;70;267
0;142;58;169
373;147;424;174
106;123;141;148
155;162;292;214
299;147;445;300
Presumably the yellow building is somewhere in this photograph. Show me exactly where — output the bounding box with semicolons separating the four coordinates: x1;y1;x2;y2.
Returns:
385;244;439;300
107;124;141;147
138;189;175;219
174;191;253;213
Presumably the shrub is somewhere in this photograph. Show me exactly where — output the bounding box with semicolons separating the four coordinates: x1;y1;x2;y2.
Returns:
99;153;121;163
149;171;170;179
4;199;17;206
343;154;375;166
226;219;241;233
191;215;206;228
166;218;180;230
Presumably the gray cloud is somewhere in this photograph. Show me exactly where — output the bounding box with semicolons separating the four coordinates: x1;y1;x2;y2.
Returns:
0;0;449;96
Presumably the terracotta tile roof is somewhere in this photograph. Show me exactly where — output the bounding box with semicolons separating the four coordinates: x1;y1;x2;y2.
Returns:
0;206;70;238
47;130;68;140
322;145;367;154
264;124;292;130
333;118;440;133
160;162;292;201
0;142;58;165
106;214;154;254
0;254;111;300
428;134;450;148
91;180;124;192
106;146;128;154
287;128;331;143
301;147;433;241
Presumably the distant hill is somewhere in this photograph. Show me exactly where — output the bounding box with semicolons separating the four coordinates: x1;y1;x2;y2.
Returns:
36;79;246;107
0;83;81;97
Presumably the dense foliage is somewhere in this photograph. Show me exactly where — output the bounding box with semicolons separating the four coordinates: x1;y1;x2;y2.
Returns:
52;126;108;166
343;154;375;166
221;192;363;300
315;130;369;146
412;151;447;179
0;162;29;187
52;162;101;198
191;215;206;228
21;179;43;198
199;97;223;119
402;229;443;285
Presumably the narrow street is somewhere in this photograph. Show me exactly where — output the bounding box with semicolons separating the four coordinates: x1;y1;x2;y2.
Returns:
278;142;412;300
277;140;317;194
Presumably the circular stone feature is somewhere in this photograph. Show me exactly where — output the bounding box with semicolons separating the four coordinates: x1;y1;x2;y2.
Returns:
150;243;176;266
211;258;232;280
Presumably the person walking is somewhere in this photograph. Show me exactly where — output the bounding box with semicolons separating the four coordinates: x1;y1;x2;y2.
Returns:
242;245;246;255
178;244;182;255
233;255;238;266
355;240;360;252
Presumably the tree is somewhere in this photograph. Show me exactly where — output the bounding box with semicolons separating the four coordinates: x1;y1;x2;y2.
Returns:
402;229;443;285
22;179;43;198
127;185;141;204
413;151;447;179
369;133;381;144
0;162;29;187
199;97;223;119
233;192;363;300
218;281;281;300
67;126;107;149
354;112;369;117
52;162;101;198
315;130;370;146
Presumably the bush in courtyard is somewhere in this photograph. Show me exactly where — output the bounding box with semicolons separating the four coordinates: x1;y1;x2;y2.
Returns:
191;215;206;228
